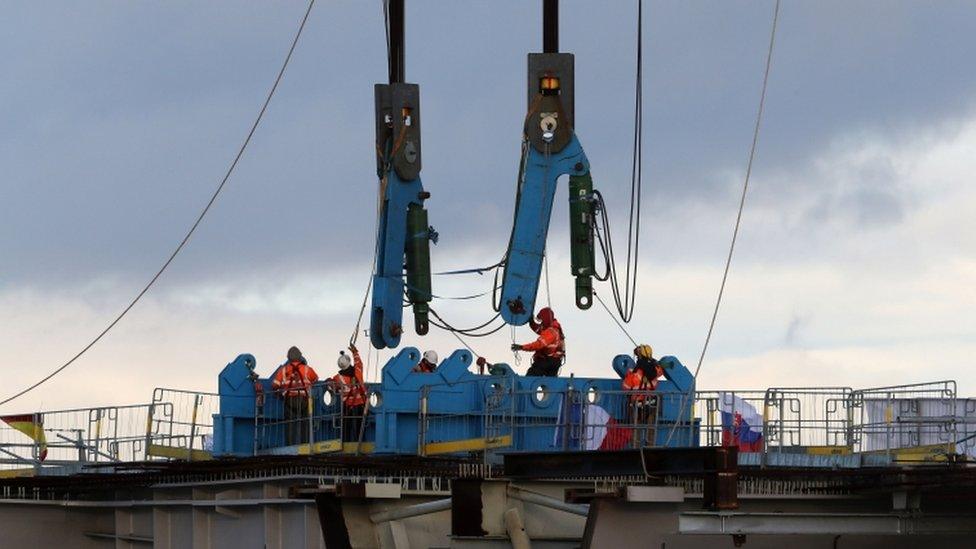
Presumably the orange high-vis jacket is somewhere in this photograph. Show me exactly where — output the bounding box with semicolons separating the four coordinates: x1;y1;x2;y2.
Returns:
520;326;565;361
272;362;319;398
622;368;658;402
412;359;437;373
332;349;366;407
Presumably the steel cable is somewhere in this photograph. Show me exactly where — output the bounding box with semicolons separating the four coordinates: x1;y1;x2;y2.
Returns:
0;0;318;408
663;0;781;446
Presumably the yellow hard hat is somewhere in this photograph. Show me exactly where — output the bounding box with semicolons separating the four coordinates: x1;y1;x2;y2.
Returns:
634;344;653;360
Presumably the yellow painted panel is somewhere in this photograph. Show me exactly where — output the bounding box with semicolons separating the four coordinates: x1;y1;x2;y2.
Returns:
423;435;512;456
296;440;375;455
341;442;375;454
862;443;955;462
146;444;212;461
0;468;35;479
804;446;852;456
297;439;342;455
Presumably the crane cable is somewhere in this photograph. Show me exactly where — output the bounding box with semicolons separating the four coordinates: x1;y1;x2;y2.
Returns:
0;0;318;408
349;0;400;348
664;0;781;446
590;0;644;324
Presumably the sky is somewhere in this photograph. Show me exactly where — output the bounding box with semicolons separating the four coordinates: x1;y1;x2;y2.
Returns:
2;0;975;412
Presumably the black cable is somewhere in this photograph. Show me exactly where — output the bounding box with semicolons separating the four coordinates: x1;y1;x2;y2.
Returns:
383;0;391;80
429;308;506;338
0;0;317;408
590;0;643;324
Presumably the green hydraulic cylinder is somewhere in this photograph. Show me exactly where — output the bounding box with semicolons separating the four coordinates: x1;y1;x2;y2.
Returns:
568;172;595;309
405;203;432;335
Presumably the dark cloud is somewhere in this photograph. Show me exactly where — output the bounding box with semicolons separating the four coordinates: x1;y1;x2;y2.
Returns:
3;0;976;291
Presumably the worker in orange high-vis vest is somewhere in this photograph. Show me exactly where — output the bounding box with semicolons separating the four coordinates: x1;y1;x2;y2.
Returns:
622;344;664;447
332;344;366;442
412;350;439;373
271;346;319;446
511;307;565;377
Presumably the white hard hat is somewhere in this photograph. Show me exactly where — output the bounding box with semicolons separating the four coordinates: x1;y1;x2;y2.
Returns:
423;350;438;364
337;353;352;369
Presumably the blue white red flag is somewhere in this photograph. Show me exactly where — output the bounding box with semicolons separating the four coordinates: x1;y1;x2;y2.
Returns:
554;401;632;451
718;392;764;452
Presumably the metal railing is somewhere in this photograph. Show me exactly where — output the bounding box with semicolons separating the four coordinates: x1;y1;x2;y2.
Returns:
694;390;768;449
418;379;513;457
146;388;220;460
763;387;854;450
254;381;376;454
417;381;699;461
1;387;222;472
849;381;972;458
695;382;976;462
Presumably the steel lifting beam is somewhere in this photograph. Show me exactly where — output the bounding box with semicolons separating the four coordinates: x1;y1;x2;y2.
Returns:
499;0;597;325
371;0;435;349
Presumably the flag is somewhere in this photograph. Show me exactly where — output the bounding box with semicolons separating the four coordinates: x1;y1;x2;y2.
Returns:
718;393;763;453
583;404;632;451
1;414;48;461
554;400;634;451
553;399;584;450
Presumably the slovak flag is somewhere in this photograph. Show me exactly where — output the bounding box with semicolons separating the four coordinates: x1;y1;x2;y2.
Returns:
718;392;764;452
554;401;632;451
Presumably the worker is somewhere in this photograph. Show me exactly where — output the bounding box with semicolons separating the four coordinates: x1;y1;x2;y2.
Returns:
412;350;439;373
271;346;319;446
332;344;366;443
511;307;565;377
622;344;664;447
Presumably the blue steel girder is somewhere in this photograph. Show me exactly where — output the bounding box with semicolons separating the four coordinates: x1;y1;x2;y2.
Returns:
500;135;590;325
371;169;426;349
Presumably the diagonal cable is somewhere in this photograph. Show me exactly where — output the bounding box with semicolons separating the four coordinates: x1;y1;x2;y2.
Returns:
0;0;318;408
664;0;781;445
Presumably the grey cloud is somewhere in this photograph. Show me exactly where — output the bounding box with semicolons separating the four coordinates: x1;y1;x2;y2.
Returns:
3;1;976;292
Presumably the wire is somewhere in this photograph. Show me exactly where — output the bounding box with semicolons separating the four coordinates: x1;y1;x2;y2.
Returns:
350;173;385;347
428;308;506;338
0;0;318;408
664;0;781;446
590;0;643;324
593;290;637;347
543;252;552;309
694;0;779;383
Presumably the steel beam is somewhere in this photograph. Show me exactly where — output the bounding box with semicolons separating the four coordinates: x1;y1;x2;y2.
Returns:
507;486;589;517
679;512;976;535
369;498;451;523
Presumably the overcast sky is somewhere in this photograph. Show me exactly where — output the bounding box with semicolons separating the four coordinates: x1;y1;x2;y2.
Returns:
2;0;975;412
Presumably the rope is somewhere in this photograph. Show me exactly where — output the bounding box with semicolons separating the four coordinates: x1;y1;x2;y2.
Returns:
664;0;781;445
350;174;386;347
445;329;480;359
0;0;318;408
543;252;552;309
590;0;644;324
694;0;779;383
593;290;637;347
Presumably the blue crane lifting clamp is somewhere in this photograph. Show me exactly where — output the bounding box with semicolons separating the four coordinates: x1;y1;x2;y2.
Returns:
499;51;597;326
370;82;436;349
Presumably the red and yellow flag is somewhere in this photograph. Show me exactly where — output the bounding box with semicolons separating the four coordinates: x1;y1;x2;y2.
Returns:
1;414;48;461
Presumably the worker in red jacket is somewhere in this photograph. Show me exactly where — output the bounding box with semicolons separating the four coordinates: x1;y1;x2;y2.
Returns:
331;344;366;442
412;350;439;373
511;307;565;377
622;344;663;400
622;344;664;447
271;346;319;446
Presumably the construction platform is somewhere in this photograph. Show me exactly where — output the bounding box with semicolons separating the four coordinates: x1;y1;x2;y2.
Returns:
2;448;976;548
2;351;976;547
